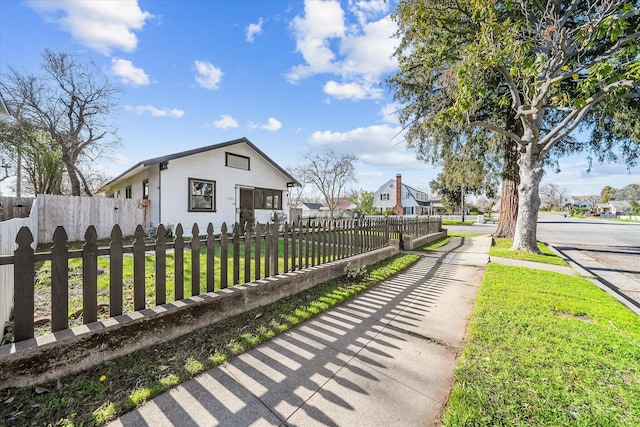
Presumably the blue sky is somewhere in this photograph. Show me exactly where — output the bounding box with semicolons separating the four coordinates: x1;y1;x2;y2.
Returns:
0;0;637;199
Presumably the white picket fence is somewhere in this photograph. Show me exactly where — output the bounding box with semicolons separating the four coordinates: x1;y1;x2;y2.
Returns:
1;199;39;332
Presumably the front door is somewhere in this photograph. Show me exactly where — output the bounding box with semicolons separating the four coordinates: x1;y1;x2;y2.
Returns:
239;188;254;232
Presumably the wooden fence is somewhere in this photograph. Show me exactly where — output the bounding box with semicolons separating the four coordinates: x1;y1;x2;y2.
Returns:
0;198;39;331
1;216;441;344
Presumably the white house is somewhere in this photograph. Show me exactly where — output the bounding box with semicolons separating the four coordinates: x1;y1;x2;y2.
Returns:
104;138;299;233
571;195;598;211
596;200;632;215
372;174;433;215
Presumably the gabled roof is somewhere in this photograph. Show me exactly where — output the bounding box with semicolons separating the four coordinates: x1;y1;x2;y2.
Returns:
302;202;323;210
106;137;300;187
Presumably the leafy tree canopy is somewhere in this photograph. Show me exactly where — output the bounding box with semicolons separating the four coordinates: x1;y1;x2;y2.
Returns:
390;0;640;252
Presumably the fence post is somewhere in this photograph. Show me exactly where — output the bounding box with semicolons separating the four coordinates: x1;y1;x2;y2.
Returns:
233;223;240;285
109;225;124;316
133;225;146;311
174;224;185;299
191;224;201;296
206;223;215;292
155;224;166;305
51;226;69;332
14;227;34;341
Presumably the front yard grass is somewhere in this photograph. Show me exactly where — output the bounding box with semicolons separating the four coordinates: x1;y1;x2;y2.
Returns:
1;253;420;427
444;264;640;426
490;237;569;266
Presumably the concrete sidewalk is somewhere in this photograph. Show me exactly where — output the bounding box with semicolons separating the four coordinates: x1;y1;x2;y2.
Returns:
108;236;492;427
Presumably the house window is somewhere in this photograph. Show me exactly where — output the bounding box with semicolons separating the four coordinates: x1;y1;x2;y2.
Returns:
189;178;216;212
226;152;250;170
254;187;282;210
380;193;390;201
142;179;149;200
125;186;132;199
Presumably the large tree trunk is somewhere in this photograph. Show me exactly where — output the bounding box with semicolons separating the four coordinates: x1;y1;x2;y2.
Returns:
512;147;543;253
494;141;519;238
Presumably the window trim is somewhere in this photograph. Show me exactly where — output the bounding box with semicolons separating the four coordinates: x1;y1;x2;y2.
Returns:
125;185;132;199
188;177;216;212
225;152;250;170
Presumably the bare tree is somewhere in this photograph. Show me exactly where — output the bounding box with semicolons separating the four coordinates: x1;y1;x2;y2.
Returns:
294;150;357;219
540;183;569;212
1;49;120;196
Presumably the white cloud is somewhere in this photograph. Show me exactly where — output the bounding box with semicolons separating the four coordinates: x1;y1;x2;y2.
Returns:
211;115;239;129
308;124;424;168
323;80;382;100
27;0;152;55
287;0;398;100
260;117;282;132
379;103;401;124
125;105;184;118
194;60;223;90
287;0;345;81
111;58;150;86
246;18;263;42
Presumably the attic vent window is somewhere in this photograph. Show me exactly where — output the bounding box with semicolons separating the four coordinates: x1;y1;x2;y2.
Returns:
226;152;250;170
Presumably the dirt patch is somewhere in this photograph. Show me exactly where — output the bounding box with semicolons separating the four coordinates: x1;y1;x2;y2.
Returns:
554;310;596;323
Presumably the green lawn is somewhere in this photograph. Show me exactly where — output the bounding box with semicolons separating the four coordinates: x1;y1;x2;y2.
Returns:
490;237;569;266
443;264;640;426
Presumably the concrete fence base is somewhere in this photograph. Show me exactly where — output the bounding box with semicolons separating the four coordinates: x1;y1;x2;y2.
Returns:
0;242;401;390
402;230;447;251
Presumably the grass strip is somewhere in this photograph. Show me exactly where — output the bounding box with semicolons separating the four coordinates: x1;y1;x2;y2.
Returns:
490;237;569;266
443;264;640;426
1;253;420;427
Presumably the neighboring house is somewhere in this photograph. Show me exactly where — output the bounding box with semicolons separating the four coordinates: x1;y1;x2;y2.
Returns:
372;174;432;215
104;137;300;232
596;200;632;215
571;195;598;211
300;202;323;218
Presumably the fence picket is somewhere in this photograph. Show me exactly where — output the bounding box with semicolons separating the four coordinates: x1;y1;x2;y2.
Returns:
51;226;69;332
220;223;228;289
244;223;251;282
233;223;240;285
191;224;200;296
206;223;215;292
83;226;98;324
175;224;184;299
109;225;124;316
155;224;166;305
14;227;34;341
254;223;261;279
133;225;146;311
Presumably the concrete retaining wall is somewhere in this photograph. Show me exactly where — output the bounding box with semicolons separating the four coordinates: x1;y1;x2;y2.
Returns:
403;230;447;251
0;242;400;390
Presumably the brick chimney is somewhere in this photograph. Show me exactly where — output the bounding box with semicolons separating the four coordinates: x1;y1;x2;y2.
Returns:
393;174;404;215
